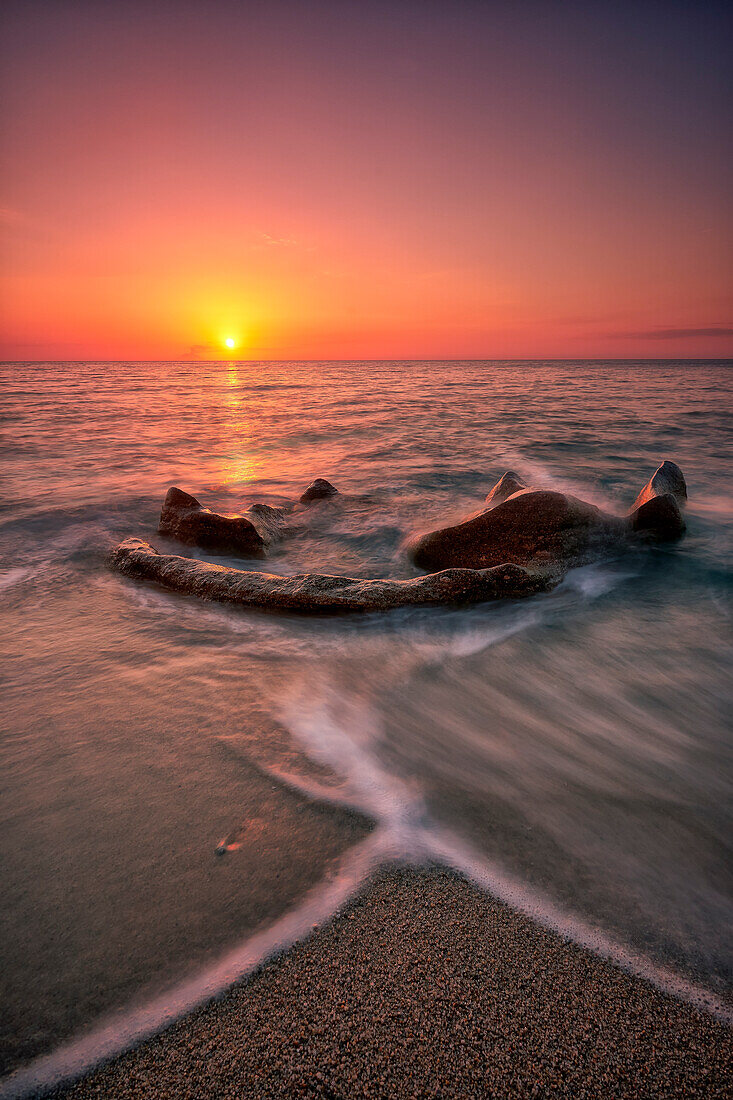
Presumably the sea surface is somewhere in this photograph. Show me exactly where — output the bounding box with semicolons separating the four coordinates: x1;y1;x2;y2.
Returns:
1;360;732;1090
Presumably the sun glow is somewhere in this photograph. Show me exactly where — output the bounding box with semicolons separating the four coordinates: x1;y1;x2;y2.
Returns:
224;337;236;349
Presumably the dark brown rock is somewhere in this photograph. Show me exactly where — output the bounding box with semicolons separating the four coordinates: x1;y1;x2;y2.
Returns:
110;539;551;614
158;487;266;556
631;460;687;510
300;478;339;504
242;502;288;543
630;494;685;538
406;489;625;577
485;470;526;507
629;461;686;538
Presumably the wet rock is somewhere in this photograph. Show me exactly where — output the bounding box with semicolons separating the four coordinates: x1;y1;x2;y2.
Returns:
631;460;687;510
300;478;339;504
158;487;266;556
485;470;527;507
629;461;686;539
243;502;289;543
630;494;685;539
110;539;551;614
406;489;625;577
121;462;687;613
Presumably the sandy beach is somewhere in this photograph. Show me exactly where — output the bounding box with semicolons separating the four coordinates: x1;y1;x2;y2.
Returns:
50;866;731;1099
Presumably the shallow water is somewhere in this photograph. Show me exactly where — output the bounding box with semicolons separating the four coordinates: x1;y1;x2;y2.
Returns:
1;360;732;1086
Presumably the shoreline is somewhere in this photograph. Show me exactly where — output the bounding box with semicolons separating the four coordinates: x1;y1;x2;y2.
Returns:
38;865;732;1099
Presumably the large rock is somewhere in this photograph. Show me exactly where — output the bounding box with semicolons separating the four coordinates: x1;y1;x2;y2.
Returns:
110;539;550;614
406;488;625;577
158;487;268;556
485;470;526;506
300;478;339;504
629;461;686;539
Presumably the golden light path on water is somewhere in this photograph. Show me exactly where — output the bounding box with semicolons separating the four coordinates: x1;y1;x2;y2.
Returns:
220;364;261;487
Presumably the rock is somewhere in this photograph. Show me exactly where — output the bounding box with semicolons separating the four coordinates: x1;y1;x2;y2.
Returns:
242;502;288;544
158;487;266;556
122;462;687;612
485;470;526;507
630;494;685;539
631;460;687;510
406;489;625;577
110;539;551;614
629;461;686;538
300;478;339;504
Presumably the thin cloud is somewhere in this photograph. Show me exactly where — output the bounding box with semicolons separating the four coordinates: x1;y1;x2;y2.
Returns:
184;344;214;357
614;325;733;340
255;233;315;253
260;233;299;247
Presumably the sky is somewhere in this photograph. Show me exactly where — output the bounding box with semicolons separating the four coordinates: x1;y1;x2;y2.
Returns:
1;0;731;360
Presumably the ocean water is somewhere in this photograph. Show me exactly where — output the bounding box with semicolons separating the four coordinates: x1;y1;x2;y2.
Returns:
1;360;732;1090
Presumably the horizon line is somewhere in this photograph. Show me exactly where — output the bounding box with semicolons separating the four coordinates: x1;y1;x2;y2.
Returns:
1;357;732;365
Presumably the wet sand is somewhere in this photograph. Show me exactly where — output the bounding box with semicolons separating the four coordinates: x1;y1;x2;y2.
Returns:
51;866;731;1099
0;581;372;1077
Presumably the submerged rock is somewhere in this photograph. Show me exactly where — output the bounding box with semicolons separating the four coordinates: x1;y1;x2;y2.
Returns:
158;487;267;556
485;470;526;507
110;538;550;614
406;488;624;577
629;461;687;539
300;478;339;504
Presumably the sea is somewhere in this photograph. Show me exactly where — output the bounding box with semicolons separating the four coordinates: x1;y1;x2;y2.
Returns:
1;360;731;1092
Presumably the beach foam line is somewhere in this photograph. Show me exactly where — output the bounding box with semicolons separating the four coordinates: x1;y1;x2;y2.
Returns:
425;826;733;1027
3;824;730;1100
0;832;391;1100
276;676;733;1026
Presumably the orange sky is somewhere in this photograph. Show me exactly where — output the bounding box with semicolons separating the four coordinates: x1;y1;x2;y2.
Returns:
1;1;731;361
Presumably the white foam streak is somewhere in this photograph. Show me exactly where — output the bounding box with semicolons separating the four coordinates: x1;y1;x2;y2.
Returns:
0;832;390;1100
277;685;733;1025
279;692;426;847
423;828;733;1026
0;567;31;591
491;446;621;512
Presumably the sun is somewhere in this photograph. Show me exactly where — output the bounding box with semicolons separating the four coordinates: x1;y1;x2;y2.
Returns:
224;337;236;349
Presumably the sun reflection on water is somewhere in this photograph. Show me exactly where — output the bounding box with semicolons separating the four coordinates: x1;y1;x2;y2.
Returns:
220;364;262;487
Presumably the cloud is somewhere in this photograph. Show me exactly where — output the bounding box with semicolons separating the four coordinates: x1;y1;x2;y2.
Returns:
255;233;315;253
260;233;299;247
614;325;733;340
0;206;23;225
184;344;214;358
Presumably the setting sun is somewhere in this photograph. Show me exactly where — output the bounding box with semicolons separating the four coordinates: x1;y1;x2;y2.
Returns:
224;337;236;350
